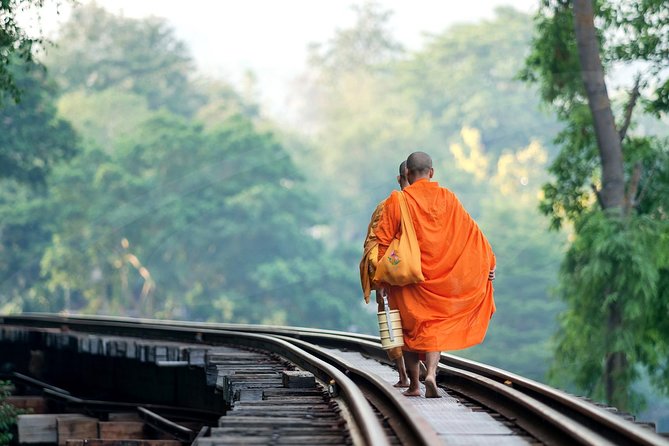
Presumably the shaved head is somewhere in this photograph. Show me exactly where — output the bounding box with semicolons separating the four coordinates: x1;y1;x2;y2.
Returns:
397;160;409;190
407;151;432;175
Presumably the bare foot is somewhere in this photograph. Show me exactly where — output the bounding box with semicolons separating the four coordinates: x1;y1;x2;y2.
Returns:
403;387;421;397
418;361;428;381
393;380;410;388
424;377;441;398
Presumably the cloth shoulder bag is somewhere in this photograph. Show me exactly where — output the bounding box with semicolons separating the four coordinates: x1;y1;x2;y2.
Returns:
373;192;425;286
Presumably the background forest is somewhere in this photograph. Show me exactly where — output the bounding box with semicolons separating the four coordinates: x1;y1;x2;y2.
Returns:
0;0;667;431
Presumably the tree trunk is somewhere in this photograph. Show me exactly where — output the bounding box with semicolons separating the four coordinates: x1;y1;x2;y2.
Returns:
605;294;629;409
572;0;625;211
572;0;627;409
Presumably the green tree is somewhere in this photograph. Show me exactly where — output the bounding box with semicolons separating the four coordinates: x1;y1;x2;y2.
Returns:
0;380;23;445
295;6;562;243
0;1;371;332
449;133;566;381
57;89;155;152
0;60;78;185
294;1;411;243
45;3;257;122
398;7;561;159
37;111;370;330
306;2;403;78
0;60;78;312
522;0;669;410
0;179;60;313
45;3;203;116
194;77;260;129
0;0;45;102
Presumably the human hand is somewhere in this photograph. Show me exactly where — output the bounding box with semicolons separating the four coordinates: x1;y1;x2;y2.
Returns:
488;267;496;281
374;288;388;311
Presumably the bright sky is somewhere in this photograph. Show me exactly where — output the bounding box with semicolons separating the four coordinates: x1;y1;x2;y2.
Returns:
32;0;537;117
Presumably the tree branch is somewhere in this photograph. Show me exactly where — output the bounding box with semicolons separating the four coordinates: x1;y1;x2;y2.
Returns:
618;76;641;142
624;162;642;214
591;183;604;209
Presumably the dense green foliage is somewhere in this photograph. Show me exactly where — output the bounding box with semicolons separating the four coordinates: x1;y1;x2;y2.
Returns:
522;0;669;410
45;3;201;116
37;112;362;327
0;60;78;185
0;0;46;103
0;5;368;331
0;380;21;445
45;3;257;120
553;212;669;408
297;6;561;242
0;59;78;308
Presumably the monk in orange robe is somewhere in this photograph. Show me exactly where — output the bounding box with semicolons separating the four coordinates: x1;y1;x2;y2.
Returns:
360;161;410;387
375;151;496;398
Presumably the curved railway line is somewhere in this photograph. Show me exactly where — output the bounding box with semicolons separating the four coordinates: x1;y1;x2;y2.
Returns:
1;314;668;446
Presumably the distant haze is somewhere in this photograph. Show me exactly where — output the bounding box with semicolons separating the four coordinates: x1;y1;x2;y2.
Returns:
30;0;536;117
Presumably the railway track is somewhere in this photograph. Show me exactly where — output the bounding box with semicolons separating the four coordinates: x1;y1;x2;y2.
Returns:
1;314;668;446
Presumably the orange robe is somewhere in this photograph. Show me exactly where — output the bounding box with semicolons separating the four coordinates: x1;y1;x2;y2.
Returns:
376;178;496;351
359;200;386;304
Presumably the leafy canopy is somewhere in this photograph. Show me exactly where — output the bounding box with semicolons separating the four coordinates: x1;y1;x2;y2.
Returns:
522;0;669;410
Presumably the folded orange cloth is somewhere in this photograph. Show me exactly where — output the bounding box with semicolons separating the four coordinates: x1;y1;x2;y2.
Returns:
359;199;385;303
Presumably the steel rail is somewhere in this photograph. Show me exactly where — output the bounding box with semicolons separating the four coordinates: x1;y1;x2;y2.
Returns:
276;334;442;446
137;407;196;442
438;364;614;445
10;372;72;395
1;314;390;446
437;354;669;446
2;312;380;341
272;330;617;444
266;326;669;446
4;314;669;445
183;318;668;446
39;387;220;423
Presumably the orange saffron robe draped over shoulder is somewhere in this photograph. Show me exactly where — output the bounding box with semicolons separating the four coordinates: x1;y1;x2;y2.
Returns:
375;179;496;351
359;200;386;304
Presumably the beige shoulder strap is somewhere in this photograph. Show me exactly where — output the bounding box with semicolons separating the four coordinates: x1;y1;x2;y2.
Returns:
397;192;418;238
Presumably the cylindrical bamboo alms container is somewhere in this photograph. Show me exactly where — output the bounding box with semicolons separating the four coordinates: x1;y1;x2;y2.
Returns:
377;309;404;349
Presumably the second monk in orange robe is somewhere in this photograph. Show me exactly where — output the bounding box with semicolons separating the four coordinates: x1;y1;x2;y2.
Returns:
375;151;496;398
